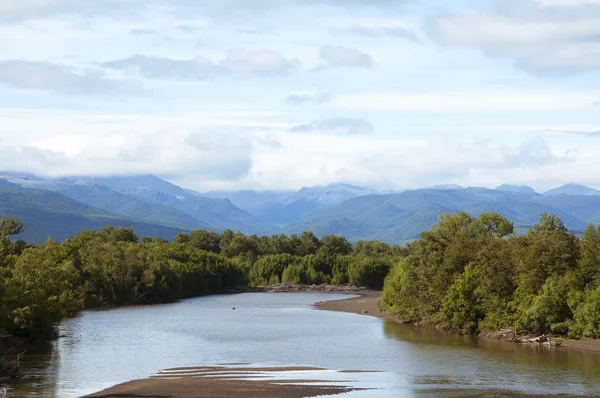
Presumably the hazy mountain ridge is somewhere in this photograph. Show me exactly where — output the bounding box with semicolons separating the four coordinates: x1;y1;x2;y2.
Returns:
58;183;213;230
1;173;275;235
0;186;186;242
3;171;600;244
496;184;537;194
206;183;378;227
289;187;600;243
543;183;600;196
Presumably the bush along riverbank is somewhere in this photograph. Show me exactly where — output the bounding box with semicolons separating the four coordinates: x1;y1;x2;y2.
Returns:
380;212;600;342
3;210;600;379
0;215;400;379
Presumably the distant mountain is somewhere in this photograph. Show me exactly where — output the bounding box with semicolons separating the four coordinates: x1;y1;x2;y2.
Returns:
426;184;464;190
209;183;378;227
80;176;275;234
58;175;192;201
5;171;600;244
0;173;276;235
203;190;291;216
496;184;537;194
203;183;377;227
290;187;598;243
539;195;600;224
0;186;186;242
543;184;600;196
58;183;213;230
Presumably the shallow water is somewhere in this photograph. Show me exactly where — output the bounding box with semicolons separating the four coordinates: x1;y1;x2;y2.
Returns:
5;292;600;397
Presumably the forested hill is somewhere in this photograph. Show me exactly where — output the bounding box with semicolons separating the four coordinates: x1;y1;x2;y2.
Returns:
0;186;186;242
288;187;600;243
0;173;275;241
4;171;600;244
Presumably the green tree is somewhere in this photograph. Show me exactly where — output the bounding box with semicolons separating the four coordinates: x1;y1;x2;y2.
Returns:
2;240;84;338
249;254;296;286
577;223;600;289
296;232;321;256
319;235;352;257
347;257;391;290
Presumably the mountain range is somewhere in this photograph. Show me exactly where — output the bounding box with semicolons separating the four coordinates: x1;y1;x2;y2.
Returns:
204;183;378;227
2;171;600;244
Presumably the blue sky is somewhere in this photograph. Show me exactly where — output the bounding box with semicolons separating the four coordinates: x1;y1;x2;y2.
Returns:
1;0;599;192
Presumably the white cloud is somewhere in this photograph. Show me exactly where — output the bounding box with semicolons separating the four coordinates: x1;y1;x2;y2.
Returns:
331;25;423;44
331;90;599;112
240;135;579;192
285;91;331;105
0;60;143;95
103;49;299;80
429;0;600;74
0;0;412;22
290;117;373;135
314;45;374;71
2;0;600;194
2;125;254;180
0;104;596;192
536;0;600;5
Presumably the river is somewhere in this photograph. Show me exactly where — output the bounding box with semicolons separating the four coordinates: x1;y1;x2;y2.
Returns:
5;293;600;397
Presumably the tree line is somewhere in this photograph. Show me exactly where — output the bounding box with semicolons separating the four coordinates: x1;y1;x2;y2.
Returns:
0;216;401;341
2;209;600;357
381;212;600;339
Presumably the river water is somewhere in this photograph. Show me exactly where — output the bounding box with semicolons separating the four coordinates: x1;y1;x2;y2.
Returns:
5;293;600;397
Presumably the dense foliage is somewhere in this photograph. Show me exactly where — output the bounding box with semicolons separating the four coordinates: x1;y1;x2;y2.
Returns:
3;208;600;352
0;216;402;341
381;212;600;339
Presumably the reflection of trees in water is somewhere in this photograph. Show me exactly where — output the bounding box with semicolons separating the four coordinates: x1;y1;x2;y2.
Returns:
7;340;59;398
383;320;480;348
383;320;600;382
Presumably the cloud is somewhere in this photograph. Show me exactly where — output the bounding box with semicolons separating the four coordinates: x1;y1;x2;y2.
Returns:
0;0;413;22
104;55;217;80
285;91;331;105
345;137;570;190
0;0;81;20
220;48;299;76
0;108;588;192
331;90;599;112
0;125;254;181
242;134;582;192
177;24;197;34
505;136;561;167
547;129;600;137
103;49;299;80
0;60;143;95
428;0;600;74
290;117;374;135
331;26;423;44
130;28;157;36
314;45;374;71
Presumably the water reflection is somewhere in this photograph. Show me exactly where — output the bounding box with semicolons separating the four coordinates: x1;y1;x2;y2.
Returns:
8;342;59;397
383;321;600;396
3;294;600;397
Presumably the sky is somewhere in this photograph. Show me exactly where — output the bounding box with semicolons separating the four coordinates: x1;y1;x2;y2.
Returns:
1;0;600;192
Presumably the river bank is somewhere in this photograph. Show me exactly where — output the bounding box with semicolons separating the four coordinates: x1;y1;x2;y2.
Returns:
316;291;600;355
27;290;600;397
